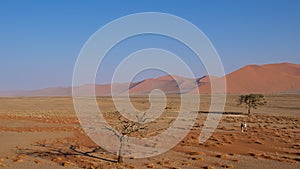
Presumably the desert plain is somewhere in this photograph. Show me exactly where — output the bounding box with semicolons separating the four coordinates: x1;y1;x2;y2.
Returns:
0;94;299;169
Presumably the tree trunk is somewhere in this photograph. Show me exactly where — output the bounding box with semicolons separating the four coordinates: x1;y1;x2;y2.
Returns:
117;153;123;163
117;136;124;163
247;107;251;115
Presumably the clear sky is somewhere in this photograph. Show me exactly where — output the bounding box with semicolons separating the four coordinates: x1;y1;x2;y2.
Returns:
0;0;299;90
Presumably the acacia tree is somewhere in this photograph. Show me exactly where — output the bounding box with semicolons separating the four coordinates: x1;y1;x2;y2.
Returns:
105;112;148;163
238;94;267;114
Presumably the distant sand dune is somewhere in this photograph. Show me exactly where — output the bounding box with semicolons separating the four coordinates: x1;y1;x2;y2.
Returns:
1;62;300;96
190;62;300;94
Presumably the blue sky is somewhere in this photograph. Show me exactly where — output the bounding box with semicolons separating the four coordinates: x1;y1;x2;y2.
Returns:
0;0;299;90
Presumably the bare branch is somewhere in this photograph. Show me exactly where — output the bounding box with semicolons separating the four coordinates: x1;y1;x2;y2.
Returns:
104;126;120;138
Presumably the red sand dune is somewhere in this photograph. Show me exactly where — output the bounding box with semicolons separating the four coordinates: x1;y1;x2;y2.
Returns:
1;62;299;96
127;75;199;94
190;62;300;94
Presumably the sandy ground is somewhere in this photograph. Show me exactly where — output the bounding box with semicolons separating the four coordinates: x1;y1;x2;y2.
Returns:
0;95;299;169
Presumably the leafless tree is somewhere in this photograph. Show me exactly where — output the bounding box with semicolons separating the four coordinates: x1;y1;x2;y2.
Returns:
105;112;148;163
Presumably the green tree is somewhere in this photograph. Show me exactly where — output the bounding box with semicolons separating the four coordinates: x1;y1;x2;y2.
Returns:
238;94;267;114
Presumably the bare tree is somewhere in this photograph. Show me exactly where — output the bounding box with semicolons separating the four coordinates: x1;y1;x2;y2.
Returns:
105;112;148;163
